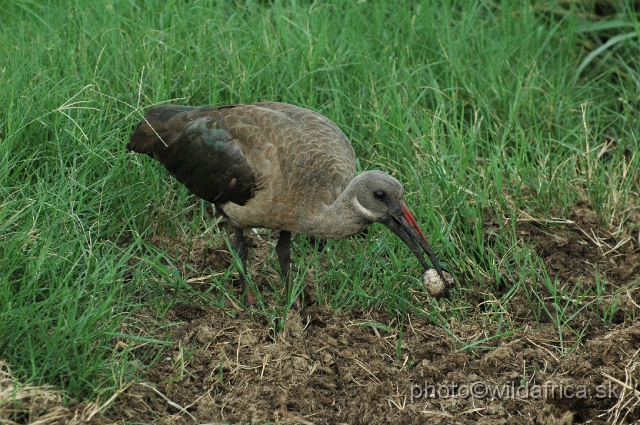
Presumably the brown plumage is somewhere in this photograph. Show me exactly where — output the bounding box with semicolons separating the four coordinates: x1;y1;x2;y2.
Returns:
127;102;445;308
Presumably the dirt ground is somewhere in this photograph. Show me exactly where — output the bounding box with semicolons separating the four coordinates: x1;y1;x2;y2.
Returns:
101;204;638;425
7;205;640;424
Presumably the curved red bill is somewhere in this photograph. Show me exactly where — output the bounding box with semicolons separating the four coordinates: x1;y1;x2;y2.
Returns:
401;204;427;240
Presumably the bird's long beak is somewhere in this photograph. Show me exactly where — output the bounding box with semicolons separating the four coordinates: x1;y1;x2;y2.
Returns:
378;203;446;281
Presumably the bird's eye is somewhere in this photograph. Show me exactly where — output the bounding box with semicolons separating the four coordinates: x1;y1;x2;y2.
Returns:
373;190;386;201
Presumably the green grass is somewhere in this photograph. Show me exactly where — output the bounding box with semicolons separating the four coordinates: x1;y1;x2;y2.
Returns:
1;0;639;412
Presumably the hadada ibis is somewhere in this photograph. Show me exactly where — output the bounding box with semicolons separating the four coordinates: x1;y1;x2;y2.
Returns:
127;102;446;308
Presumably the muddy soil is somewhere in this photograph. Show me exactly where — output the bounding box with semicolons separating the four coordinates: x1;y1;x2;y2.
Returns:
99;204;640;424
110;307;640;425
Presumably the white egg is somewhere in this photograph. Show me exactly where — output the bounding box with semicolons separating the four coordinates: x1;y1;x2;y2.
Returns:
422;269;454;298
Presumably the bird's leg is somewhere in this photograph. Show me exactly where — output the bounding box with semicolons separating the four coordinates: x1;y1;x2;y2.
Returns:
231;228;254;307
276;230;299;309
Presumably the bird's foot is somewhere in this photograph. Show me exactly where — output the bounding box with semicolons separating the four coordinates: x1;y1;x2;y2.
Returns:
233;275;257;310
290;297;302;311
244;288;257;309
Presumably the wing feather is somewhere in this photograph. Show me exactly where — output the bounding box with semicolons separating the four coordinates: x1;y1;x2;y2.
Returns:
127;105;257;206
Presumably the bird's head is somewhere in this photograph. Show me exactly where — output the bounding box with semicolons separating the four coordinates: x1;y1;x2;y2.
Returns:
352;170;446;281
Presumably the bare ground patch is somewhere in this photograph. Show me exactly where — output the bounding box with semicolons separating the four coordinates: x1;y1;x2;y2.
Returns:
110;308;640;424
517;204;639;301
105;205;640;424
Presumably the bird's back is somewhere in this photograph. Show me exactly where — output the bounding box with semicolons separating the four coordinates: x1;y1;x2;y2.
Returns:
127;102;357;230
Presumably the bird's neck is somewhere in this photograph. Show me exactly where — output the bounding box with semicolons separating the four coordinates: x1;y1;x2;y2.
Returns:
301;180;372;240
